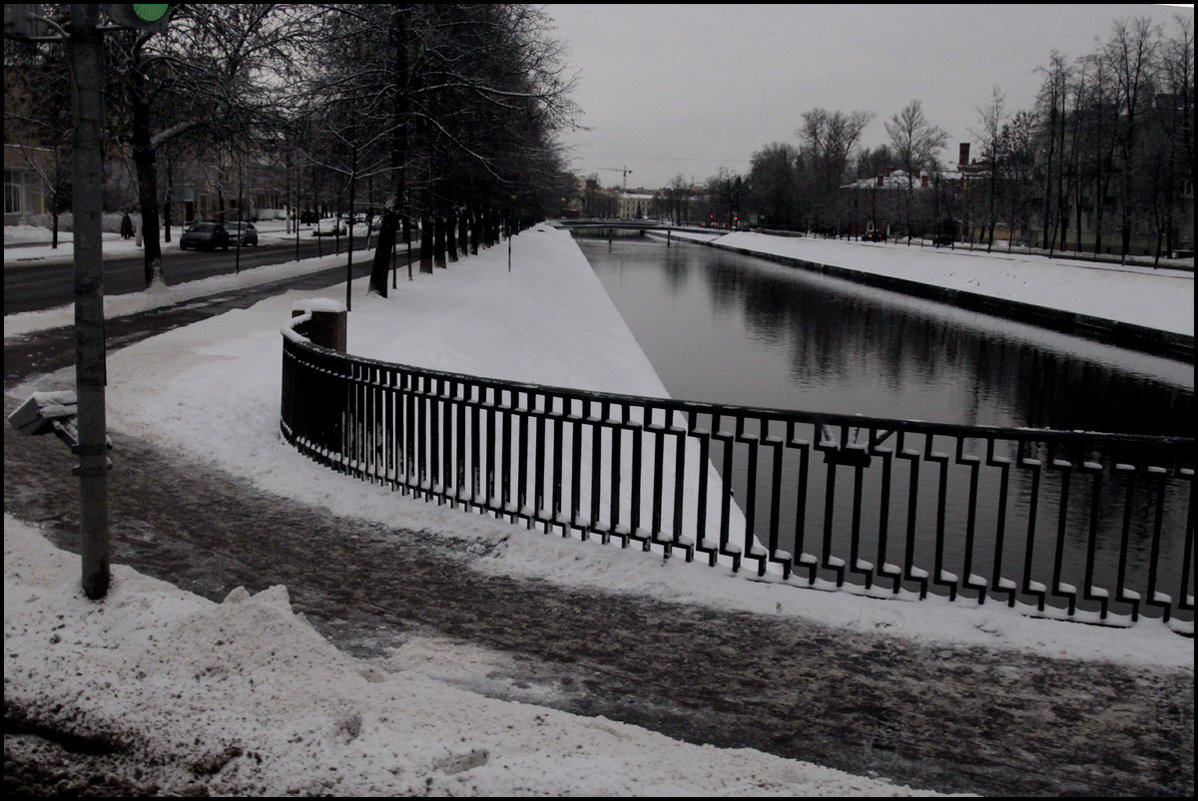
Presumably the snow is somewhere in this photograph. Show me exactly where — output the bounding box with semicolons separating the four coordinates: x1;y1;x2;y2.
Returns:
4;221;1193;796
689;230;1194;337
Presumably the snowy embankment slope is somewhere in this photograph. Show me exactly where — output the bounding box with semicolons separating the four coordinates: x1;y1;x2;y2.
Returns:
702;231;1194;338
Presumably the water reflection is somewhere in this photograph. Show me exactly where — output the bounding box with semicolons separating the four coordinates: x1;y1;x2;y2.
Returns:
582;238;1193;437
579;238;1192;619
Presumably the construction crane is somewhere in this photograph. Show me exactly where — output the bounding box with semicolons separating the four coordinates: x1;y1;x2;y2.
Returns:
599;166;633;192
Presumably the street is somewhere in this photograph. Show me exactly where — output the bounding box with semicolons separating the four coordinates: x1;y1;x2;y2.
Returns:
4;236;373;315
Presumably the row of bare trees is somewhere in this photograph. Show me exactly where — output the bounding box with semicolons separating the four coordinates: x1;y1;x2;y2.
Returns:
724;99;945;238
291;4;578;296
1020;16;1193;261
4;4;580;289
671;14;1192;261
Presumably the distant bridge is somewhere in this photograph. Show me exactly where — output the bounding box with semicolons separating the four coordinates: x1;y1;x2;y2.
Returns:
552;219;723;236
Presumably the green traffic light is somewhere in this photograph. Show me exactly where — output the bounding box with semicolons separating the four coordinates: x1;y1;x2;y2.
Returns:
133;4;170;23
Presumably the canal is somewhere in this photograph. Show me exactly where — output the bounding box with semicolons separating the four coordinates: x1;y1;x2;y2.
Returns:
578;235;1193;437
576;234;1194;621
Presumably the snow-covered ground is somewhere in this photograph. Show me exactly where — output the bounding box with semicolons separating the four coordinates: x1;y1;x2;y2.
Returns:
4;223;1193;795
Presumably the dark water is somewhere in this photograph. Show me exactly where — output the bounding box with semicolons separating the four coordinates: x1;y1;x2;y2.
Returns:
577;236;1194;618
579;236;1194;437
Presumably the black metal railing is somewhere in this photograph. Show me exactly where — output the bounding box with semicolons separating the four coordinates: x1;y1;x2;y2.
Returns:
281;329;1195;629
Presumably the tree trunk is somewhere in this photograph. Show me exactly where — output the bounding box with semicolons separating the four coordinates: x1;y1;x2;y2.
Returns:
446;207;458;262
369;211;397;297
370;4;410;294
130;80;163;287
434;214;446;268
420;214;433;273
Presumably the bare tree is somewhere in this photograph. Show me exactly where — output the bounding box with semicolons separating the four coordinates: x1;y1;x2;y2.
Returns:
658;174;689;224
297;5;579;296
106;4;321;287
996;110;1038;251
747;143;800;228
1071;50;1120;257
854;144;893;180
700;167;742;228
1155;15;1194;260
971;86;1006;251
797;109;873;232
3;28;73;246
1102;16;1162;261
1033;51;1071;253
884;99;948;243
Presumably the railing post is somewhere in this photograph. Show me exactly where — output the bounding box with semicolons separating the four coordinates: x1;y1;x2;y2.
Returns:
291;302;347;352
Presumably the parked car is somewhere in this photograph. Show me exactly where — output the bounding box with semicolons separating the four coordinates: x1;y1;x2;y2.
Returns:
340;212;375;227
179;222;230;251
299;210;318;225
932;233;953;248
312;218;347;237
226;221;258;246
862;230;886;242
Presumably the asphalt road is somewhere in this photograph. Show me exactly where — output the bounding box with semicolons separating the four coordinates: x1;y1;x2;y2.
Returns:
3;236;372;315
3;266;1193;797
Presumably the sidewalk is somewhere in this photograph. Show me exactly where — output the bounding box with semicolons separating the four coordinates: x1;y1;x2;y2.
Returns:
5;368;1193;797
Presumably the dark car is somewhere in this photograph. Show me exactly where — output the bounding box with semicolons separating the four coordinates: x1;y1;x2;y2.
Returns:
932;233;953;248
299;210;318;225
862;230;886;242
226;221;258;246
179;222;230;251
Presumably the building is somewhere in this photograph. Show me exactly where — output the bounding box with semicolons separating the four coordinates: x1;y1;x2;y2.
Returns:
838;165;935;239
4;143;54;225
616;192;655;220
838;144;1009;244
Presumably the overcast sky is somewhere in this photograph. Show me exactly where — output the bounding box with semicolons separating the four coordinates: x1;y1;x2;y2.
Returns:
544;3;1193;190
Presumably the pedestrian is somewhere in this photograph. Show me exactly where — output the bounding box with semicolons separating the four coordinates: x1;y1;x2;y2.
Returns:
120;211;134;240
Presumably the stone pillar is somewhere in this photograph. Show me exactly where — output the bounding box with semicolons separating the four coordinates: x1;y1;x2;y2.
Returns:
291;301;347;352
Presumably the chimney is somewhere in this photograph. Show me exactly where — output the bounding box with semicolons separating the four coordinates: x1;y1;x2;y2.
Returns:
959;143;970;166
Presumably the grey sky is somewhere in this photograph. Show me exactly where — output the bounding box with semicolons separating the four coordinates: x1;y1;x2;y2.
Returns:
544;3;1193;190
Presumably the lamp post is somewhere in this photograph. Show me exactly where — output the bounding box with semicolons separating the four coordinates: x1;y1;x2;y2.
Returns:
68;3;110;599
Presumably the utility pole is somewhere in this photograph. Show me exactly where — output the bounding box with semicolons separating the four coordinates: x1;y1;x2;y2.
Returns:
69;3;110;599
5;4;176;600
